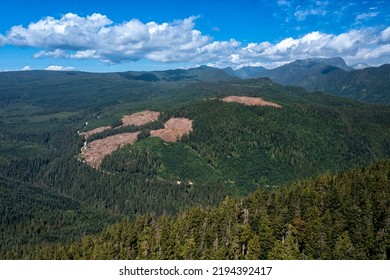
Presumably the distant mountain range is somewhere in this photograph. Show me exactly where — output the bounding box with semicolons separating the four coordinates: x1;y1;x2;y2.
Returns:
123;57;390;103
1;57;389;103
225;65;267;79
225;57;390;104
120;65;237;82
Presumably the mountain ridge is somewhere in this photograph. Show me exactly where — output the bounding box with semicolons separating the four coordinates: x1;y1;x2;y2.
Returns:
230;58;390;104
1;58;389;104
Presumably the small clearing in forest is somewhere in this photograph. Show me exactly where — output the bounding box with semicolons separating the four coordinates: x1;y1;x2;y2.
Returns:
80;132;140;169
119;110;160;127
222;96;282;108
150;118;193;142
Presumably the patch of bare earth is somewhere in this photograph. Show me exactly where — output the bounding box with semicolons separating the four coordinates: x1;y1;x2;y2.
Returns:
79;125;112;139
222;96;282;108
119;110;160;127
80;132;140;169
150;118;193;142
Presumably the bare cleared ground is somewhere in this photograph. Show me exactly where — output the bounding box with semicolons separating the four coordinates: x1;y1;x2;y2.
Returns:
150;118;193;142
222;96;282;108
80;132;140;169
79;125;112;139
119;110;160;127
78;110;161;169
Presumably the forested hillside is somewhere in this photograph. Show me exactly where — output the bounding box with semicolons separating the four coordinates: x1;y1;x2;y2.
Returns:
0;177;120;258
23;160;390;260
1;70;390;260
99;100;390;195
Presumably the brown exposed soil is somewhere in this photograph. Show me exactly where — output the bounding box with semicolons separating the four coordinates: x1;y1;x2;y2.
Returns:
78;110;161;169
150;118;193;142
222;96;282;108
119;110;160;127
80;132;140;169
79;125;112;139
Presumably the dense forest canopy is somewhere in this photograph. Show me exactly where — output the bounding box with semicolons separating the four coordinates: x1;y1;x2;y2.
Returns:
0;69;389;259
10;160;390;260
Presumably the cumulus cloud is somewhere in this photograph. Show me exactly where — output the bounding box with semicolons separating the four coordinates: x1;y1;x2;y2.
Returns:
380;26;390;43
0;13;389;68
6;13;112;49
45;65;75;71
195;28;390;68
2;13;209;64
21;66;32;71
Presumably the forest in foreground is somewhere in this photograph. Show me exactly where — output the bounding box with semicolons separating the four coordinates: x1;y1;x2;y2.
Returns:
16;160;390;260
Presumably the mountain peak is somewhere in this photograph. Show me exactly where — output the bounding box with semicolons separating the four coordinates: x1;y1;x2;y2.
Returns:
291;57;351;71
233;65;267;79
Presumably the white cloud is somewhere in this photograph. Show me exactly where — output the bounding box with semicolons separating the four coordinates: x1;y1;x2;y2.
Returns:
0;13;389;69
6;13;112;49
2;13;209;64
193;28;390;69
291;0;329;21
356;12;379;21
21;66;32;71
34;49;67;58
380;26;390;43
277;0;291;7
294;8;327;21
45;65;75;71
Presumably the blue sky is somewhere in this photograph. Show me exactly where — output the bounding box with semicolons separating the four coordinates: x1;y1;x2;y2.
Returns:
0;0;389;72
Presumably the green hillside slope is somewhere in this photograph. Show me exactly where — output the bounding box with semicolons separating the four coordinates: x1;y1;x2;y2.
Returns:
28;160;390;260
0;177;120;259
132;100;390;193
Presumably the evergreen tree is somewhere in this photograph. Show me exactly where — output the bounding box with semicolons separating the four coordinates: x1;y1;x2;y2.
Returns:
333;231;356;260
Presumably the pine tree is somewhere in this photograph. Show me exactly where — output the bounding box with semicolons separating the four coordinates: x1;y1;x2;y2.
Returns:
268;225;301;260
333;231;356;259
